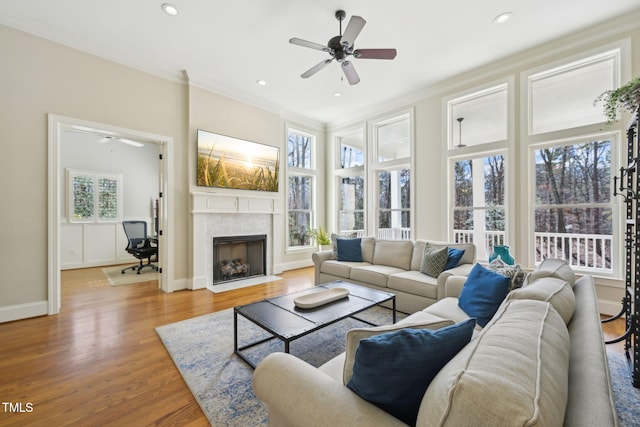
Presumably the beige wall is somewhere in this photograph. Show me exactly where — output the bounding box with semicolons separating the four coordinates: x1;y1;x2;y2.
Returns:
2;11;638;320
0;24;188;310
0;24;323;320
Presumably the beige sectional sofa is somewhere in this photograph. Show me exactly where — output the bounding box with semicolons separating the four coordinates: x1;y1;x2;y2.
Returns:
312;238;476;314
253;259;618;426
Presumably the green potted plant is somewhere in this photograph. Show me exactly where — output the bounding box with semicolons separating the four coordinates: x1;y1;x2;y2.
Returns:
307;227;331;250
594;76;640;125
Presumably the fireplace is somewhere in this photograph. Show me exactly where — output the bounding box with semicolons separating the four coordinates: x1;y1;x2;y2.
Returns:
212;234;266;285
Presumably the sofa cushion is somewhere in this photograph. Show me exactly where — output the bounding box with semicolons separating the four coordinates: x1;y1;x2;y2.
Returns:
419;299;570;427
342;312;454;384
336;238;363;262
423;297;476;326
346;319;475;426
527;257;576;287
320;260;369;279
350;265;405;287
372;240;414;270
458;263;511;327
508;277;575;324
420;243;449;277
387;271;438;299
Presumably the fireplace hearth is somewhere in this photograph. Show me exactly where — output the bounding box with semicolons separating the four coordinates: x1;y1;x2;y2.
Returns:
212;234;266;285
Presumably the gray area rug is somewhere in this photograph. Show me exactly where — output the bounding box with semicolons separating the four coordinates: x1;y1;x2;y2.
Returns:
157;306;639;426
155;305;398;426
608;351;640;426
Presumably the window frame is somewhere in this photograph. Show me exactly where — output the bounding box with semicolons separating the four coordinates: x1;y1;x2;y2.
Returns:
369;109;414;240
285;126;318;251
66;168;123;223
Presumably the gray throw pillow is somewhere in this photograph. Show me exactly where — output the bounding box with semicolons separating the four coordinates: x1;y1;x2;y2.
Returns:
420;243;448;277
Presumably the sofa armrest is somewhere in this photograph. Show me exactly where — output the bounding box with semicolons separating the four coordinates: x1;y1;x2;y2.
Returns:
444;275;467;298
436;263;473;299
253;352;407;427
312;250;334;285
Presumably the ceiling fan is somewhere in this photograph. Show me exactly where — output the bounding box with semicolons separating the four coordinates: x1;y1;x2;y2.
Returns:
289;10;397;85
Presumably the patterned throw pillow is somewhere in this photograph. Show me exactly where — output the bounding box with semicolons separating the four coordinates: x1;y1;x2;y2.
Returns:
420;244;449;277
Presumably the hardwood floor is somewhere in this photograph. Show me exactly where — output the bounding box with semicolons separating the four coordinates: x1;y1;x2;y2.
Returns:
0;266;627;426
0;266;315;427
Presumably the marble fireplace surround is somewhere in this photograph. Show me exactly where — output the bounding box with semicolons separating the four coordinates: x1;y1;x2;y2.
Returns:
191;192;283;290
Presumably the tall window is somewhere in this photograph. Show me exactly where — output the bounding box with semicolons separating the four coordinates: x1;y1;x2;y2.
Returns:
372;112;412;240
447;82;511;257
533;139;613;272
452;154;506;259
287;128;316;249
525;44;621;274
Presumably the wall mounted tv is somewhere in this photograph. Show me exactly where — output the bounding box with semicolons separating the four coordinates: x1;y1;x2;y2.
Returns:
196;129;279;192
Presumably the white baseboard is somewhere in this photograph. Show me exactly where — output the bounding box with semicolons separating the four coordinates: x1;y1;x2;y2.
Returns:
170;278;190;292
598;299;623;317
274;259;313;274
0;301;48;323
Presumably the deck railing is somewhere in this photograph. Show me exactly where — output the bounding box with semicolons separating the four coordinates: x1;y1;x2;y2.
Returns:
453;229;612;272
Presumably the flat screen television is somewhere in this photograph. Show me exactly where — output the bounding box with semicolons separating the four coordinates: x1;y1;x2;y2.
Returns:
196;129;279;192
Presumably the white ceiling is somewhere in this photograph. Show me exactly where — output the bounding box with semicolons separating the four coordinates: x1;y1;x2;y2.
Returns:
1;0;639;124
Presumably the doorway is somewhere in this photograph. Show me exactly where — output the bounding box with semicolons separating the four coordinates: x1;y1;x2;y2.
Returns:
48;114;174;314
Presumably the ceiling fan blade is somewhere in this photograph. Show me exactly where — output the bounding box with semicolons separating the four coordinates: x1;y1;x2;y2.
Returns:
354;48;397;60
340;15;366;47
341;61;360;85
289;37;330;52
301;59;334;78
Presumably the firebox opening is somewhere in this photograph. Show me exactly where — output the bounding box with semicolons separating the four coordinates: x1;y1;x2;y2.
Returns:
212;234;266;285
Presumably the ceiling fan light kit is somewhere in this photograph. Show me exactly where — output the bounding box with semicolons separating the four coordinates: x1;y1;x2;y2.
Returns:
289;10;397;85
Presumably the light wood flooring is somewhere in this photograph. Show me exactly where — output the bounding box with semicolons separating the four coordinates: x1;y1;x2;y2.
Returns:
0;266;628;426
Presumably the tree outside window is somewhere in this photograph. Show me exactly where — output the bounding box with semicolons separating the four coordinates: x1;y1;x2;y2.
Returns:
533;140;612;271
377;169;411;240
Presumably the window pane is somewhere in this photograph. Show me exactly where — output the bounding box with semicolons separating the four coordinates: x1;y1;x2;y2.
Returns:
535;141;611;204
340;143;364;168
339;176;365;234
533;138;613;272
288;176;311;210
376;116;410;162
454;160;473;207
377;169;411;239
449;85;508;147
340;176;364;211
98;177;118;219
288;131;312;169
451;154;506;258
530;53;617;134
288;211;311;247
73;175;95;221
339;211;364;234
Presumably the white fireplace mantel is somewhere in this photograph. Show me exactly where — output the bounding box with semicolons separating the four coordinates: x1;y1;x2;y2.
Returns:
190;191;284;290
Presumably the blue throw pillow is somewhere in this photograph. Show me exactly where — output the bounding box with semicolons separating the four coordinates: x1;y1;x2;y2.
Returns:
458;263;511;327
445;247;465;270
336;237;362;262
346;319;476;426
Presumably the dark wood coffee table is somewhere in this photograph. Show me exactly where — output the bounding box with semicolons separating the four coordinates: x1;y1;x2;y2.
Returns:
233;281;396;368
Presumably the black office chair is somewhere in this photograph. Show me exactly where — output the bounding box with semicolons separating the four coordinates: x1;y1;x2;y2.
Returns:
121;220;158;274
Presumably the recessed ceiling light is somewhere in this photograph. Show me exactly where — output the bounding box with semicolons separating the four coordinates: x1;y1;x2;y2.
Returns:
333;92;342;97
493;12;512;24
256;79;267;86
161;3;179;16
